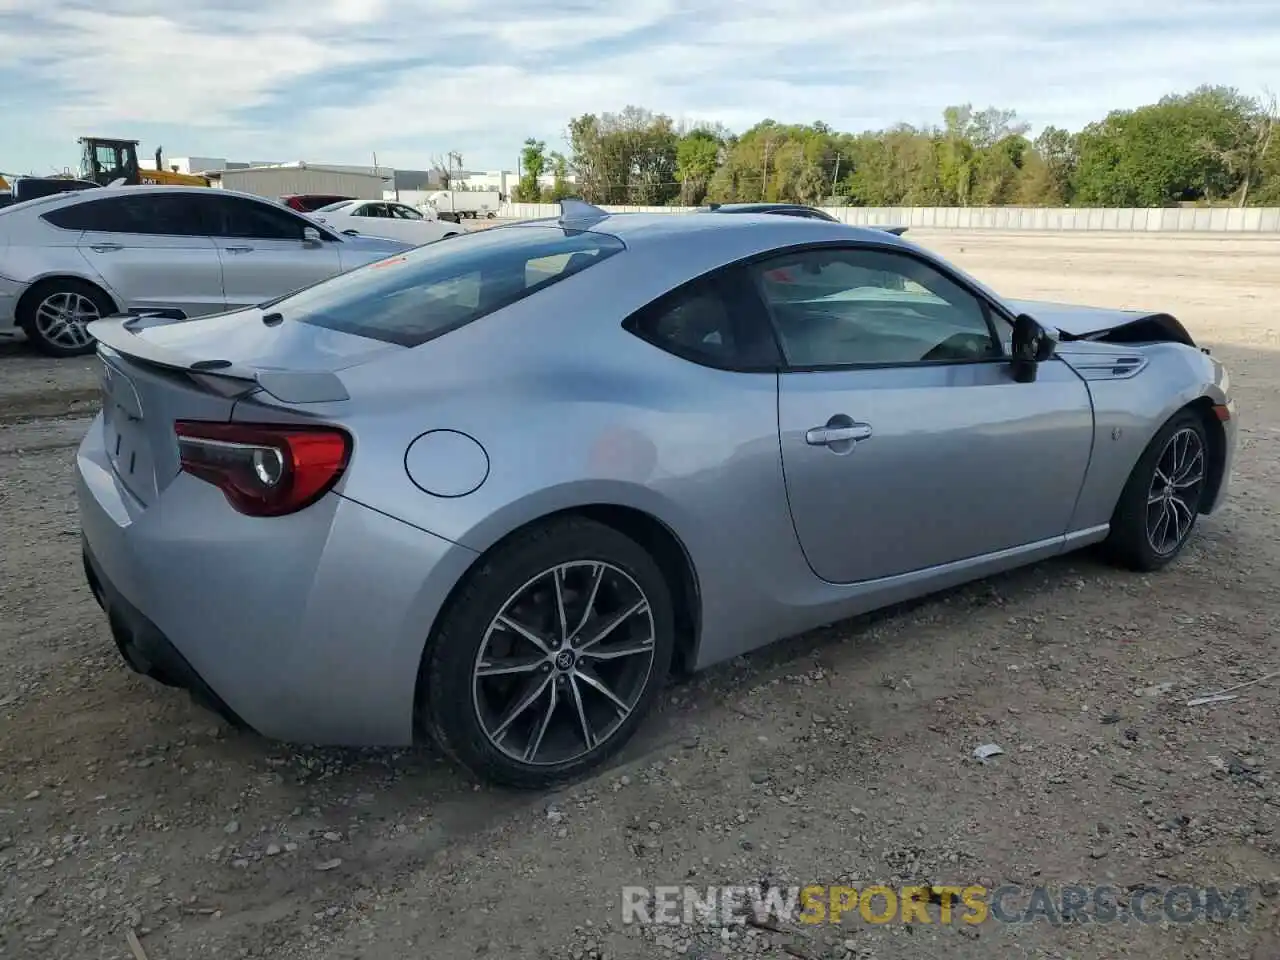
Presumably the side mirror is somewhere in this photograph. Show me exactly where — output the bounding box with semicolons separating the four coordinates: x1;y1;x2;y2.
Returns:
1010;313;1058;383
302;226;323;246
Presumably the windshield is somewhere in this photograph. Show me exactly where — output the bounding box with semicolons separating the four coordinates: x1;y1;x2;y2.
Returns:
314;200;357;213
269;226;625;347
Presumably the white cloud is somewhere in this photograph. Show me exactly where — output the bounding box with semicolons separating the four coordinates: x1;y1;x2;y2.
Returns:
2;0;1278;174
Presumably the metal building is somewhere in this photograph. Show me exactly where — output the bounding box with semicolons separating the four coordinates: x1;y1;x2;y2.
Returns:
210;162;390;201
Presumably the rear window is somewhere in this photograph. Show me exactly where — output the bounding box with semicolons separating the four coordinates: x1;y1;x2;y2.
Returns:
273;226;625;347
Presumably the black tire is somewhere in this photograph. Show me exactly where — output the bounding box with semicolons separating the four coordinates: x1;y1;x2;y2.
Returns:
1104;409;1210;571
421;517;674;789
19;278;114;357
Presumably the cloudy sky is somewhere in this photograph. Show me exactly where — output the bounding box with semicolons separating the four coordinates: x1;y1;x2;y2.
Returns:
2;0;1277;176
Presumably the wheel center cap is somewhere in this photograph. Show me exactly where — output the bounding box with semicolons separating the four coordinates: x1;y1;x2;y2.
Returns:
554;649;576;671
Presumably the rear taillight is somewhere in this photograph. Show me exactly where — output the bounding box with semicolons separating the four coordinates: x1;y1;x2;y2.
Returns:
174;421;351;517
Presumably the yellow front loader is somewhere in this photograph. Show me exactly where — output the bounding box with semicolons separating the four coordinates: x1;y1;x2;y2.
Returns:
79;137;210;187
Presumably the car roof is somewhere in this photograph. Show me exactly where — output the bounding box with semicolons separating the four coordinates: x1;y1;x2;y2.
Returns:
499;210;1008;315
507;209;901;249
20;184;277;209
706;202;830;216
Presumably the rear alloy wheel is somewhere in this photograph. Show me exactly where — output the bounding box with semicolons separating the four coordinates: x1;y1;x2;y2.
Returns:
21;280;112;357
422;518;674;788
1105;411;1209;571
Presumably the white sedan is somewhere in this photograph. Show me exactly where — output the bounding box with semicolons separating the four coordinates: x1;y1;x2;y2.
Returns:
309;200;461;246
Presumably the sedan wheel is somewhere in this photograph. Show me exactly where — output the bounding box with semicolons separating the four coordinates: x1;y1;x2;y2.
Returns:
23;283;109;357
422;518;674;787
1105;410;1210;571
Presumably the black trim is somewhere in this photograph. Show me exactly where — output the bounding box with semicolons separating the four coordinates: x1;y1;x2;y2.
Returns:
618;237;1021;376
82;542;249;730
621;265;783;372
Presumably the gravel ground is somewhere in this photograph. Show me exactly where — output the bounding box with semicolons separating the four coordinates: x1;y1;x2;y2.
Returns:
2;231;1278;960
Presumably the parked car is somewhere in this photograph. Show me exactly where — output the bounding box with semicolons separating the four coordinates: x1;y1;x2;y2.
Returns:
280;194;355;213
10;176;103;203
77;200;1234;787
309;199;462;245
0;185;411;355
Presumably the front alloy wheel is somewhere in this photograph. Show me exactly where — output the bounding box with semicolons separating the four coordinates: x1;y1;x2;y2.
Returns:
1145;426;1206;556
422;517;674;788
1105;409;1211;571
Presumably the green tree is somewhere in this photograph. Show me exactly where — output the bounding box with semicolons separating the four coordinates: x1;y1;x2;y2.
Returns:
542;151;573;201
675;128;721;205
532;87;1280;210
515;138;546;202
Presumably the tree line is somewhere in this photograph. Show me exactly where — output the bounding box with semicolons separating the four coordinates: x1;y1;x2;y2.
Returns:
512;86;1278;208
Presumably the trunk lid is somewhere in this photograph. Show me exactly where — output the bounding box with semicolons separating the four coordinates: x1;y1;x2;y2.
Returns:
90;309;398;506
97;347;238;506
132;307;401;373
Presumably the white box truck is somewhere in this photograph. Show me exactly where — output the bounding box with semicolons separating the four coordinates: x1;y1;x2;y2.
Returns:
427;190;502;222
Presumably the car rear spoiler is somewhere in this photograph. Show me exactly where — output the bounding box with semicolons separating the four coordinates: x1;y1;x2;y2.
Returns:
873;225;909;236
87;315;351;403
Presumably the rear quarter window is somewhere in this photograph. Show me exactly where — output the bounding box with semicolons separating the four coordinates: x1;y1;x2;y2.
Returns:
273;226;625;347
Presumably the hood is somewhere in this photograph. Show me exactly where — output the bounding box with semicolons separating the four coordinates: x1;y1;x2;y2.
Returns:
1005;298;1196;347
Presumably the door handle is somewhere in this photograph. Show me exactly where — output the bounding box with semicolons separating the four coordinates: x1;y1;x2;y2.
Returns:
89;243;123;252
224;245;253;253
805;422;873;446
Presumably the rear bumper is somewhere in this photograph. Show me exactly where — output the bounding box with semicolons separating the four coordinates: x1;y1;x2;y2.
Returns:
83;542;248;728
0;273;26;336
76;414;479;746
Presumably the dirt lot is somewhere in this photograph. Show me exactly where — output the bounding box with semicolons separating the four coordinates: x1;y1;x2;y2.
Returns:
2;231;1279;960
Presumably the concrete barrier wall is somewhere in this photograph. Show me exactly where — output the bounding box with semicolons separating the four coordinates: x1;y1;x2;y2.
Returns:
498;202;1280;232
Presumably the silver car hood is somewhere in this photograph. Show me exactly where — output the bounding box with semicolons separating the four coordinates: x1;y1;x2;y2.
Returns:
1005;298;1196;347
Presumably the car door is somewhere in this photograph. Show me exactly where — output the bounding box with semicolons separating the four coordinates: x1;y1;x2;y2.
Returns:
387;202;453;244
343;202;408;242
55;193;224;317
754;244;1095;584
197;194;342;309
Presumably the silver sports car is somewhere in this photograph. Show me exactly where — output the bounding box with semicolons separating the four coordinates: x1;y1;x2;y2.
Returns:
76;200;1236;787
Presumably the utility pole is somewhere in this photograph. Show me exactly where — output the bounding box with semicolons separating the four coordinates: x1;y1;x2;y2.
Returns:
760;137;774;202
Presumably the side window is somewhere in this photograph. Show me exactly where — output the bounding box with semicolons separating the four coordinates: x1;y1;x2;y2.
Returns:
625;271;780;370
44;198;129;232
42;195;204;235
204;196;309;241
391;204;422;220
752;247;1001;368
